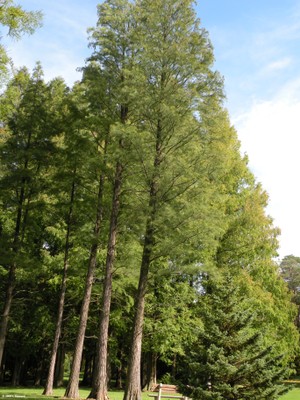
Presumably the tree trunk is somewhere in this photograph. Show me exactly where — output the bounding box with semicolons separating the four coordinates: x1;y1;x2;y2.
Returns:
0;351;5;384
123;212;156;400
12;358;24;386
115;349;124;389
0;129;32;367
0;183;25;367
89;161;123;400
171;355;177;380
34;359;44;387
124;119;161;400
43;179;76;395
64;173;105;399
0;264;16;369
82;352;94;386
54;344;65;387
145;352;157;390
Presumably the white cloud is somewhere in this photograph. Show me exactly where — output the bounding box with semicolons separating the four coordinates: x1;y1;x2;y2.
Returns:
234;87;300;259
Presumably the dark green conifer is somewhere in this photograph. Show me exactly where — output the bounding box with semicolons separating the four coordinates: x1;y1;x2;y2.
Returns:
179;273;289;400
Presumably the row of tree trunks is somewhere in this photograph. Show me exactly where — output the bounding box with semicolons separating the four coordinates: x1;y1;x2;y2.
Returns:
89;161;124;400
43;176;76;395
64;170;105;399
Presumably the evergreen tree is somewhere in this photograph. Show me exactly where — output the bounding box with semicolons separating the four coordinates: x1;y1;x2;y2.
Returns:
123;1;228;399
0;65;64;368
179;273;290;400
43;81;95;395
64;2;146;398
143;274;200;388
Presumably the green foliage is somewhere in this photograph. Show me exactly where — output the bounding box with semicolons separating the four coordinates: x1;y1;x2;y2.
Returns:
280;255;300;305
280;255;300;373
0;0;42;82
178;273;292;400
0;0;298;393
144;274;201;363
0;0;42;39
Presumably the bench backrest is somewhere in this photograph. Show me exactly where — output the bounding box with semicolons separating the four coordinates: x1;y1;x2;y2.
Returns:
152;384;179;394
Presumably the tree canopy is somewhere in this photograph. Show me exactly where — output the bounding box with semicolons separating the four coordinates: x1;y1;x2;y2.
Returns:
0;0;42;81
0;1;299;399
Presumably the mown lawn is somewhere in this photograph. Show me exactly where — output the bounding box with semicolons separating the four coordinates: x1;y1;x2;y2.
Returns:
0;387;142;400
280;387;300;400
0;386;299;400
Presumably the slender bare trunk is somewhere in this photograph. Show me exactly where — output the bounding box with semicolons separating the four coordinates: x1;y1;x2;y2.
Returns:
0;124;33;368
88;162;123;400
53;344;65;387
43;178;76;395
116;352;124;390
123;215;154;400
64;173;105;399
0;182;25;367
12;358;24;386
145;352;157;390
89;103;127;400
124;120;162;400
82;352;94;386
0;263;16;368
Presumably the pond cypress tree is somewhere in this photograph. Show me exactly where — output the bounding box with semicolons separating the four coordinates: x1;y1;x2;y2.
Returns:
65;1;139;397
122;1;226;398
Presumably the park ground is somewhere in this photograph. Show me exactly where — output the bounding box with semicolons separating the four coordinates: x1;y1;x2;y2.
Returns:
0;385;300;400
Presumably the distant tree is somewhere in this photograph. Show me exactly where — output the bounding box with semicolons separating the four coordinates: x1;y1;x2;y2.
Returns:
280;255;300;305
179;273;290;400
280;255;300;373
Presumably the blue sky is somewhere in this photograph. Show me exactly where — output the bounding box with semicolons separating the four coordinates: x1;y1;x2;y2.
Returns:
3;0;300;260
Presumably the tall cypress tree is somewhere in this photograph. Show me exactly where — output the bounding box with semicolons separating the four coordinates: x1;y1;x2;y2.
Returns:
123;1;226;399
65;2;139;397
43;81;95;395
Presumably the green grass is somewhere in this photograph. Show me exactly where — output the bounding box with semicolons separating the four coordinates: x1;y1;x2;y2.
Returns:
0;387;146;400
280;388;300;400
0;386;299;400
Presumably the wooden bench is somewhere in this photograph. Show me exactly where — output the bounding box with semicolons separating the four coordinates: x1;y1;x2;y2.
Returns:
148;383;188;400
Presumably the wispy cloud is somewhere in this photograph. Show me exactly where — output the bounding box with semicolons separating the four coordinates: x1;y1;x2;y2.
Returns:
262;57;292;73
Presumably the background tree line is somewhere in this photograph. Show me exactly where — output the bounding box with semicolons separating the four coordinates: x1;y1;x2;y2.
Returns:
0;1;299;400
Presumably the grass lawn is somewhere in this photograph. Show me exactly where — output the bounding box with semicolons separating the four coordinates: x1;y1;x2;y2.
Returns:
280;388;300;400
0;387;147;400
0;386;299;400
